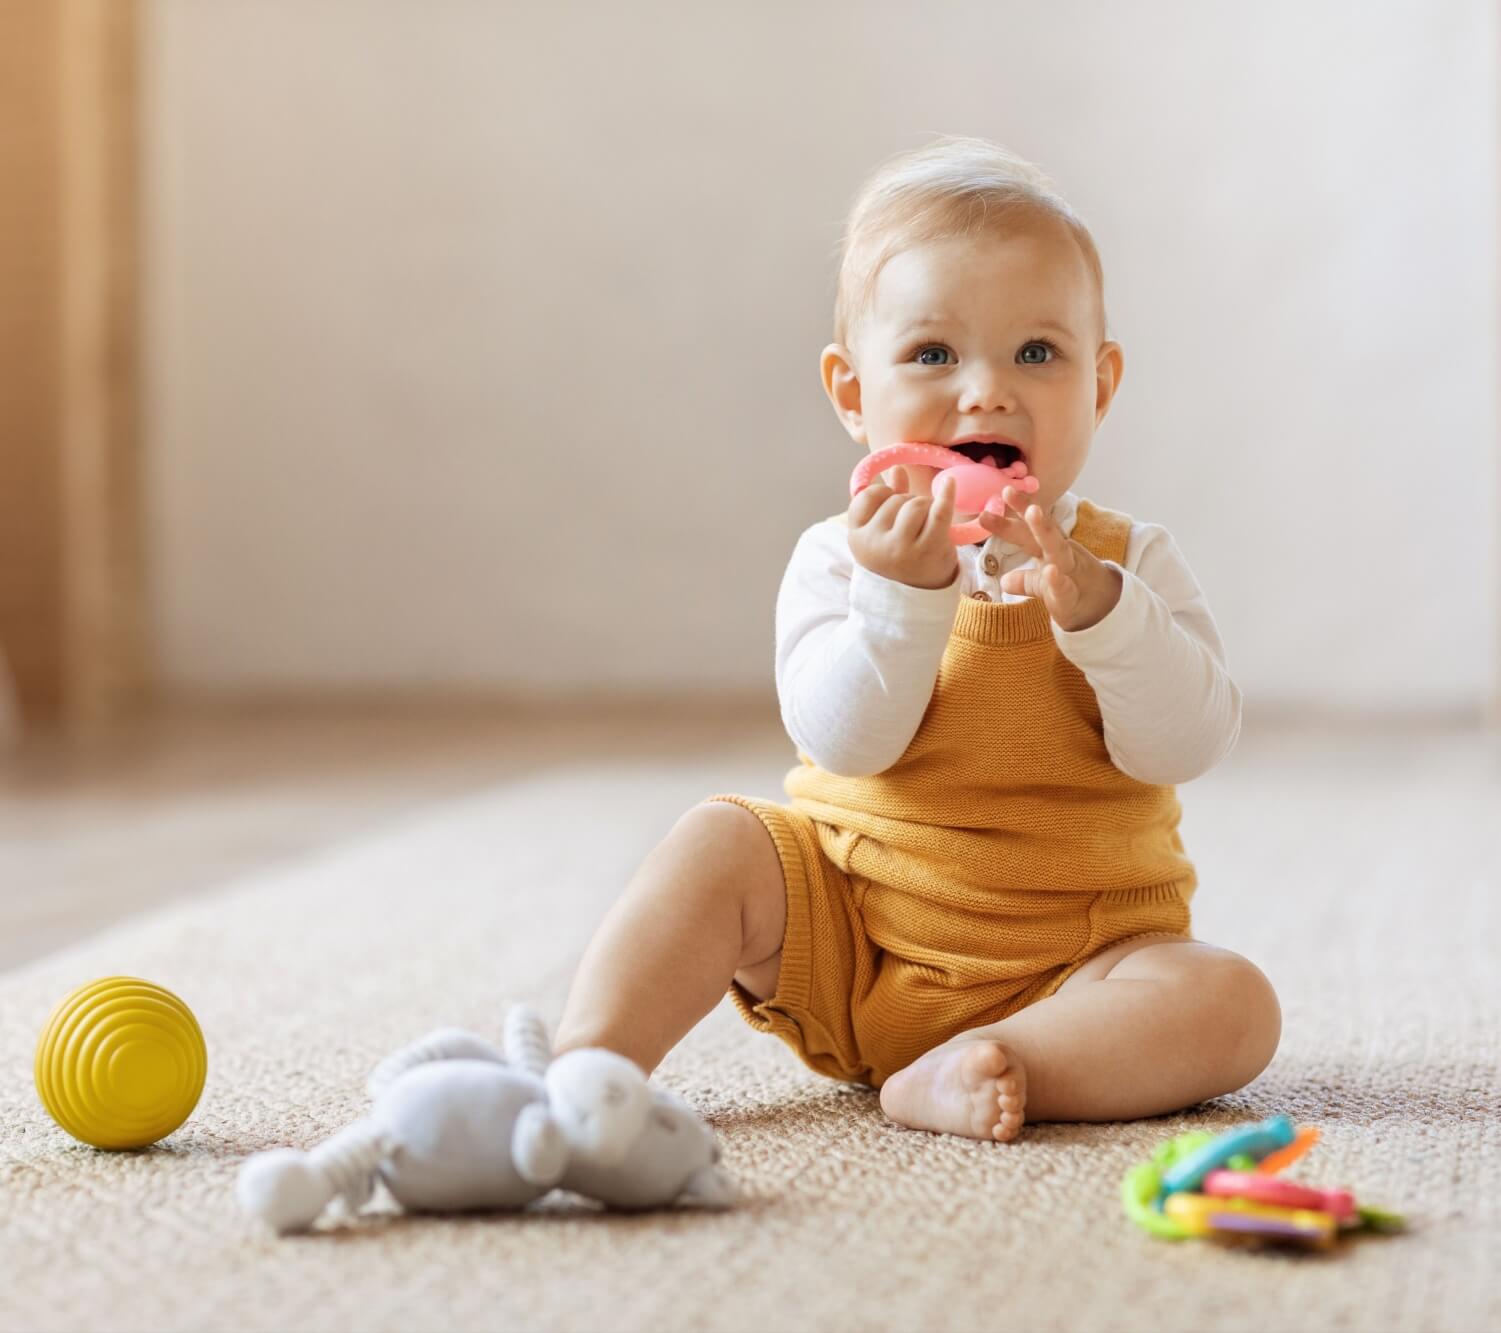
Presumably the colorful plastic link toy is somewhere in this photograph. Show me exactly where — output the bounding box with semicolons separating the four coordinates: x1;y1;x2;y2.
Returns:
1121;1115;1406;1248
849;443;1041;546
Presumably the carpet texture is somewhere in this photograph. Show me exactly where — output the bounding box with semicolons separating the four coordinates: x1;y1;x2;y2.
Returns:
1;736;1498;1333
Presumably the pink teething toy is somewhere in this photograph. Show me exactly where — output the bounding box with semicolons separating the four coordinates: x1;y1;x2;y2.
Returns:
849;442;1041;545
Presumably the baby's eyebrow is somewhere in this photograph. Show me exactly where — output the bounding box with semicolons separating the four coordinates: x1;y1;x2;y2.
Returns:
895;315;1077;341
896;315;961;335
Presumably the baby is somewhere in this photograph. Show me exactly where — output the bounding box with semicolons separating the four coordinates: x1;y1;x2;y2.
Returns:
554;136;1281;1143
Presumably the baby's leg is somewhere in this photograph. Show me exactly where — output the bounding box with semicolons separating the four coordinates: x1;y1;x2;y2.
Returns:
553;801;788;1075
879;938;1281;1142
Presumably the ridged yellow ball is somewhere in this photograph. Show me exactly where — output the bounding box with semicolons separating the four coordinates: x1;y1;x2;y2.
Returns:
34;976;207;1150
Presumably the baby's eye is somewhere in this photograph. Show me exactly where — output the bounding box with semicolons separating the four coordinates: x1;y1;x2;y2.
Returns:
914;344;953;366
1018;340;1059;365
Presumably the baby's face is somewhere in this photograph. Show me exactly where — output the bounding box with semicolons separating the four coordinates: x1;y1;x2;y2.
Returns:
824;227;1122;517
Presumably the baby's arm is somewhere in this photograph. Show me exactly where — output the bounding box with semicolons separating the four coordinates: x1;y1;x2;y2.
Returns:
776;520;959;776
1051;525;1242;785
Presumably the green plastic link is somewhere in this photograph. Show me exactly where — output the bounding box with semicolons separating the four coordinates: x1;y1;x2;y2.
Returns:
1120;1162;1194;1239
1152;1130;1214;1170
1122;1132;1218;1239
1356;1204;1406;1232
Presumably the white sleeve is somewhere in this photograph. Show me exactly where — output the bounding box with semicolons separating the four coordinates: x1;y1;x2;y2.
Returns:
775;521;961;777
1050;523;1243;785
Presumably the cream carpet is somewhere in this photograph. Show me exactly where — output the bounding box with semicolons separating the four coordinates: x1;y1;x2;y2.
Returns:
2;729;1498;1333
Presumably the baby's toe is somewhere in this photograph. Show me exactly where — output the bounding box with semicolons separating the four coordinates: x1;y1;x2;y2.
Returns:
993;1106;1026;1142
992;1060;1028;1141
960;1041;1010;1086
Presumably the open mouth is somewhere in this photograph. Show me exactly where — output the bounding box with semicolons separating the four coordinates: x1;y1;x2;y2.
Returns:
949;441;1025;469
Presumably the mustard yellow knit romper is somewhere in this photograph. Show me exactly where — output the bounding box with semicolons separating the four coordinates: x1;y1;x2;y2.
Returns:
706;500;1195;1088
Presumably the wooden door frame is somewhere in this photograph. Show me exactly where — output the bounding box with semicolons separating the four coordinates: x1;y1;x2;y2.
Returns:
0;0;142;732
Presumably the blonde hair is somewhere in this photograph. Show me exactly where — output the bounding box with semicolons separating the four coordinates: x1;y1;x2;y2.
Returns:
832;135;1107;347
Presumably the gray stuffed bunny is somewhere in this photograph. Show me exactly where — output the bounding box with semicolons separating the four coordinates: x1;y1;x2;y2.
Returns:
236;1006;734;1233
236;1021;566;1232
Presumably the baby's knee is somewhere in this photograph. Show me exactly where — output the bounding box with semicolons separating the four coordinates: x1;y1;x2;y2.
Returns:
662;801;784;898
680;801;788;958
668;800;770;874
1205;952;1281;1084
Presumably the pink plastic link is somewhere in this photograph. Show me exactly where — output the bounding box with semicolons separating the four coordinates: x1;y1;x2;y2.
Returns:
849;443;1041;545
1202;1170;1358;1225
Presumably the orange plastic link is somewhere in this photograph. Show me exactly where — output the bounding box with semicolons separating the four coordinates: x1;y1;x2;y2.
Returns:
1256;1125;1321;1175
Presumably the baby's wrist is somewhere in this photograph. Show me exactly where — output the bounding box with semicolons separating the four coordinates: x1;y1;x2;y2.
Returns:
900;563;959;592
851;551;957;592
1058;562;1123;632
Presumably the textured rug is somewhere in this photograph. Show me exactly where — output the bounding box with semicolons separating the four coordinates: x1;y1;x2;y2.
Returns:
1;731;1498;1333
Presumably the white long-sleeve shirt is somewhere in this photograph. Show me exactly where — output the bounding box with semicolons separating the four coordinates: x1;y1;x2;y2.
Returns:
775;490;1242;786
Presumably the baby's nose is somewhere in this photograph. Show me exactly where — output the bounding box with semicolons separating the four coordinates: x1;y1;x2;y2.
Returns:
957;367;1018;413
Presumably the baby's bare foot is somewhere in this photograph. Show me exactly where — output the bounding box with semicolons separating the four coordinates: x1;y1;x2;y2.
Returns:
879;1039;1028;1142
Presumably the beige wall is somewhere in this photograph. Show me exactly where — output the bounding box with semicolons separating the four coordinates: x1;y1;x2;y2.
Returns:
142;1;1498;712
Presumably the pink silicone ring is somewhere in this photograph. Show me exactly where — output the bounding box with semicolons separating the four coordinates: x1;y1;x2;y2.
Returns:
849;443;1040;545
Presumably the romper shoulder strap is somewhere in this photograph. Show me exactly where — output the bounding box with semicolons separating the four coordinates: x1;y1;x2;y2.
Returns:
1070;499;1132;564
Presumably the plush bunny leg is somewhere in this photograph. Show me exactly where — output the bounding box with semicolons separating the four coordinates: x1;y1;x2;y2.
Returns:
680;1162;738;1210
237;1119;391;1234
511;1102;568;1187
503;1004;553;1080
367;1026;506;1098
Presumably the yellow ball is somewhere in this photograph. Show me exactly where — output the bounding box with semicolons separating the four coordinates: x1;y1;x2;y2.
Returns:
34;976;207;1150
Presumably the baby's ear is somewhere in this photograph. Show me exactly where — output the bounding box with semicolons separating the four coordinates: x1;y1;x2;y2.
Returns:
820;343;865;444
1094;340;1124;425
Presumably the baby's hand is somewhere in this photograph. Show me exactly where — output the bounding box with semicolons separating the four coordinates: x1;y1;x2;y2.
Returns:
978;486;1122;632
847;468;959;591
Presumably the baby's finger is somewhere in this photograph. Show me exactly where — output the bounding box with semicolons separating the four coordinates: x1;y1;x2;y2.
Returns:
980;483;1041;527
920;474;957;542
848;483;895;527
979;509;1044;556
1040;563;1080;615
856;485;917;533
891;492;932;540
1024;504;1072;566
1000;484;1036;518
931;472;956;517
1000;565;1040;599
875;488;925;531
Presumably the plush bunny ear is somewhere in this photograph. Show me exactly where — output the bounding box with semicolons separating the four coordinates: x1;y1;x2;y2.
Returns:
367;1027;506;1099
503;1004;553;1080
